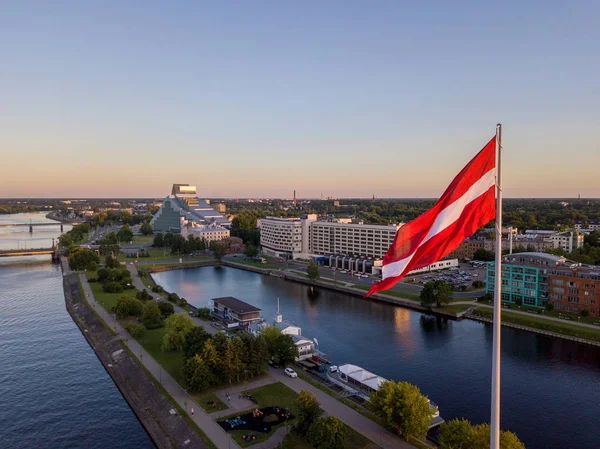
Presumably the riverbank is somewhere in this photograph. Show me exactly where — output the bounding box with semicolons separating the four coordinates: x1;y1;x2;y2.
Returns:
147;258;600;348
62;271;208;449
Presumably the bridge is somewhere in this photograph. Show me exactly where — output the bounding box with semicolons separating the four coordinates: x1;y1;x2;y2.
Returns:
0;237;60;261
0;248;57;257
0;221;80;232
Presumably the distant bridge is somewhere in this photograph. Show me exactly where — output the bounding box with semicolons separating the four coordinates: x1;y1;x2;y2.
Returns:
0;248;57;258
0;221;80;232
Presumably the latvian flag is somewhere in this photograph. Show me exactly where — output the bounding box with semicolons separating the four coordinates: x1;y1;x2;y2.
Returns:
366;137;497;297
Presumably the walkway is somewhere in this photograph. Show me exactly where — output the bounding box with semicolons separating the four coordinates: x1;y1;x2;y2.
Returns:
269;369;414;449
212;377;275;418
78;271;241;449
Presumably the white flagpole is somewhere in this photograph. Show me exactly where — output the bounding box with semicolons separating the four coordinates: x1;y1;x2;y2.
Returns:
490;123;503;449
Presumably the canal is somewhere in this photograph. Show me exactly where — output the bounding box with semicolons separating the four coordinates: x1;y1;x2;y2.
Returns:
0;213;154;449
153;265;600;449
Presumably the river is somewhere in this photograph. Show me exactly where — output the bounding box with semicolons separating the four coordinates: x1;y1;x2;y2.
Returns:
152;265;600;449
0;212;154;449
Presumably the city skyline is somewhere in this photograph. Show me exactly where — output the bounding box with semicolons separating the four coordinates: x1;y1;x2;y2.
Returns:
2;1;600;198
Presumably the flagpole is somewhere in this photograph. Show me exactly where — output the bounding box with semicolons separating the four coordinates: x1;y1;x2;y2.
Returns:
490;123;503;449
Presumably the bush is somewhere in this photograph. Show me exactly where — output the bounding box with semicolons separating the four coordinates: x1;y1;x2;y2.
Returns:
136;289;153;301
137;267;148;279
159;301;175;318
478;292;494;303
86;262;98;272
152;285;164;294
167;292;180;302
142;301;163;329
97;267;109;283
103;281;124;293
114;296;143;319
196;307;211;320
581;309;590;317
124;321;147;339
179;297;188;307
545;302;555;312
472;280;485;288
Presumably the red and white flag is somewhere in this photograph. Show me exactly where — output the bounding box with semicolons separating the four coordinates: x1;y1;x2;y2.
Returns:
366;137;497;297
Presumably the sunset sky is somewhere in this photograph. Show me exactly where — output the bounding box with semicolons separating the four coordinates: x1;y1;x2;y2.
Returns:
2;1;599;199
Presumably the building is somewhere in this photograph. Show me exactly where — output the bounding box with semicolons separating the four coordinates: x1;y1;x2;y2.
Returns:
211;297;262;328
150;184;230;233
575;222;600;234
550;230;584;253
449;238;487;259
214;203;227;213
485;252;600;316
220;236;245;254
258;215;316;259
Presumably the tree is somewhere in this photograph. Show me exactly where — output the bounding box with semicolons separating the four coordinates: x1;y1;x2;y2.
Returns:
136;289;153;301
68;247;100;271
231;336;246;383
196;307;211;320
105;255;121;269
420;280;453;310
117;224;133;242
163;232;174;247
308;416;347;449
102;281;124;293
297;390;323;435
114;296;143;319
478;292;494;303
162;313;195;352
212;242;226;260
183;327;211;360
182;354;213;392
261;326;298;365
473;248;495;262
171;234;186;254
370;380;432;441
142;301;163;329
307;261;320;281
201;339;222;382
158;301;175;318
153;233;164;248
581;308;590;317
140;222;153;235
545;302;554;312
438;418;476;449
243;243;259;258
472;280;486;288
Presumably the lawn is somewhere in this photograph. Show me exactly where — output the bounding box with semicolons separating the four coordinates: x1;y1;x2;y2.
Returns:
85;271;137;312
351;284;421;302
224;382;300;447
137;327;185;383
473;307;600;342
281;427;379;449
131;235;155;244
192;390;228;414
228;258;277;269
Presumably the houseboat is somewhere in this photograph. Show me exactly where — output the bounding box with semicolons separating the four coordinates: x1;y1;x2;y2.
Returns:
327;363;444;428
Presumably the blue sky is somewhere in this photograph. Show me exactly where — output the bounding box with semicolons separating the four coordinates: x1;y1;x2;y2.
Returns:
1;1;599;198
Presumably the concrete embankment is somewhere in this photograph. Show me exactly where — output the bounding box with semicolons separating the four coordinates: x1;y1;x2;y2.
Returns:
62;273;207;449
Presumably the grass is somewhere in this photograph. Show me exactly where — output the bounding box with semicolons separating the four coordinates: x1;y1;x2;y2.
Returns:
228;258;277;269
137;327;185;383
85;271;137;312
192;391;228;414
281;427;378;449
131;235;155;244
351;284;421;302
473;307;600;342
223;382;299;447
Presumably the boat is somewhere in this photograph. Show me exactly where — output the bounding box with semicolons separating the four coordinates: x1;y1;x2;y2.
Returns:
326;363;444;428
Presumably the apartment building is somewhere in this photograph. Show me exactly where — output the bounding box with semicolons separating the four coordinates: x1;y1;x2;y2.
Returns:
257;215;315;259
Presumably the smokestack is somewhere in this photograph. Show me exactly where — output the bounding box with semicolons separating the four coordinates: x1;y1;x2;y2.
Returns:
293;190;297;207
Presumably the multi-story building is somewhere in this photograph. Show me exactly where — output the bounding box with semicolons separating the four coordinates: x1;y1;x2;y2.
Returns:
550;230;584;253
575;222;600;234
181;221;230;243
486;252;600;316
257;215;316;259
150;184;230;233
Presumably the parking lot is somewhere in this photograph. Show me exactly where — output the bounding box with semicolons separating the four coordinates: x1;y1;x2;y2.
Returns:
406;262;487;290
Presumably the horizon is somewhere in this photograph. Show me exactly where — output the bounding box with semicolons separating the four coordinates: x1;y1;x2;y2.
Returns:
2;2;599;198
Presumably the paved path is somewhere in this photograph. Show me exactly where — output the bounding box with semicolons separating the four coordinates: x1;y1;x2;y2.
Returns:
78;271;241;449
452;301;600;330
269;368;413;449
212;377;275;417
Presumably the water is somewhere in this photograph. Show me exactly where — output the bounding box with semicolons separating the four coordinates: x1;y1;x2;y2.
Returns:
0;212;70;251
0;213;154;449
153;266;600;449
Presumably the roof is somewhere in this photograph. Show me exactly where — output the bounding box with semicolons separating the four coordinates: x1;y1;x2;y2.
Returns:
291;335;313;345
502;252;566;262
338;364;387;391
212;297;261;314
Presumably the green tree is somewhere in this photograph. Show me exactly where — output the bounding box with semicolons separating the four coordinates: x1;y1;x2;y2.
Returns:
438;418;476;449
117;224;133;242
114;296;143;319
105;255;121;269
545;302;554;312
67;247;100;271
211;242;226;260
136;289;153;301
140;222;153;235
307;416;347;449
420;280;453;310
370;380;433;440
162;313;195;352
182;354;213;392
472;280;486;288
478;292;494;303
158;301;175;318
153;233;164;247
201;339;222;382
307;261;320;281
142;301;163;329
261;326;298;365
163;232;174;247
124;322;147;339
473;248;495;261
183;327;212;360
581;308;590;317
231;336;246;383
243;243;259;258
297;390;323;435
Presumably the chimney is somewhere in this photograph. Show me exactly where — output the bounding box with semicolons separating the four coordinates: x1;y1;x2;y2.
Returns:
293;190;297;207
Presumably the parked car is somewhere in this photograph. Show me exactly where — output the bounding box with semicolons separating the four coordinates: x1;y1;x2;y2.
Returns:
285;368;298;378
188;311;196;317
361;274;368;278
268;360;280;368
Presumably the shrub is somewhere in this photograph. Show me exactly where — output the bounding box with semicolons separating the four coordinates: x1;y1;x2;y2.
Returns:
124;321;146;339
136;289;153;301
581;309;590;317
196;307;211;320
97;268;110;283
545;302;555;312
167;292;180;302
159;301;175;318
103;281;124;293
152;285;164;294
142;301;163;329
179;297;188;307
114;296;143;319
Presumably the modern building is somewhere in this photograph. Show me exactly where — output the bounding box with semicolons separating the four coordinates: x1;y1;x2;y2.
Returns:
550;230;584;253
257;215;316;259
150;184;231;233
210;297;262;328
486;252;600;315
181;222;230;243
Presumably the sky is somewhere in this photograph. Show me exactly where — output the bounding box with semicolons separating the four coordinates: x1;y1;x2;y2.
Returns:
1;1;599;199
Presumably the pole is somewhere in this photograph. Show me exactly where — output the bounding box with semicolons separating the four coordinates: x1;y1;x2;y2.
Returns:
509;226;513;255
490;123;503;449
